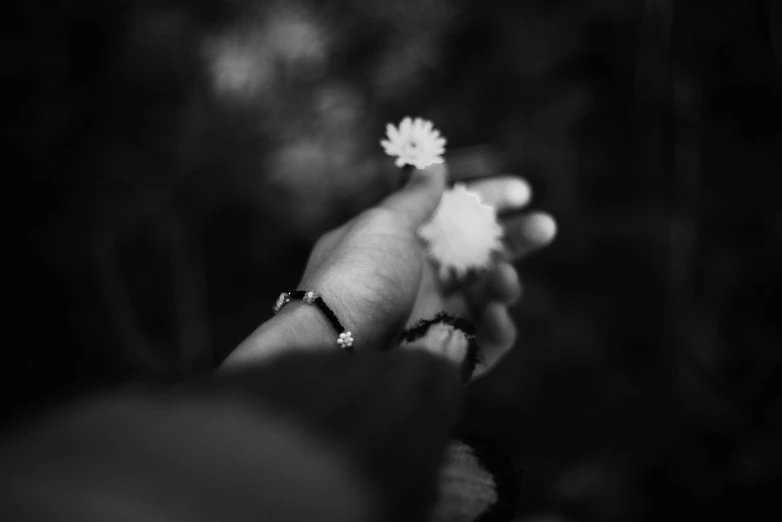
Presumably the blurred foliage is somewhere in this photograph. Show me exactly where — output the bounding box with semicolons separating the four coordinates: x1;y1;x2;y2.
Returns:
4;0;782;519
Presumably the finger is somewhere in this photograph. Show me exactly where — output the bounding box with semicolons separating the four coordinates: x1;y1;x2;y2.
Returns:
467;176;532;213
379;163;448;228
446;145;503;182
474;303;516;376
401;322;471;367
502;212;557;261
466;262;522;311
405;262;443;328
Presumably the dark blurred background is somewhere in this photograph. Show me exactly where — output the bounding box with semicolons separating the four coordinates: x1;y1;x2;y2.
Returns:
4;0;782;520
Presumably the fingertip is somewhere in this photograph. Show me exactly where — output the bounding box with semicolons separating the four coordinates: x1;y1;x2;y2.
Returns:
503;212;558;260
506;177;532;207
381;162;448;227
525;212;557;246
472;303;515;378
478;303;516;358
494;262;521;305
463;176;531;212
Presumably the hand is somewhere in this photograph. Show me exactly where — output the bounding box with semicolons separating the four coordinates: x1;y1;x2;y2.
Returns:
223;160;555;375
298;161;555;372
404;170;556;377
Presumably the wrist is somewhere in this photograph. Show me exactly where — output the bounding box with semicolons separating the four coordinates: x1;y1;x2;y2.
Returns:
300;275;395;350
220;300;340;370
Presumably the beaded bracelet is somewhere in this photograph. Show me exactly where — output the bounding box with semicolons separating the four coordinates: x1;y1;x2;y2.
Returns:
398;312;478;382
273;290;354;352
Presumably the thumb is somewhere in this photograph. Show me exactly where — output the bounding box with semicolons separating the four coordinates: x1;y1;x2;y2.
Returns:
378;163;448;228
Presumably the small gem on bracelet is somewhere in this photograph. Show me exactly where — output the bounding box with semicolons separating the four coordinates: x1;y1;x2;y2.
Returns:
337;331;354;349
303;291;320;304
273;292;291;314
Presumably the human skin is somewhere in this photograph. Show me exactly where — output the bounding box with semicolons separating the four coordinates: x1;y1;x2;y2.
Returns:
222;162;555;375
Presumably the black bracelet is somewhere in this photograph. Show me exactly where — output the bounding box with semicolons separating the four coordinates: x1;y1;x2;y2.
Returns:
273;290;354;352
398;312;478;382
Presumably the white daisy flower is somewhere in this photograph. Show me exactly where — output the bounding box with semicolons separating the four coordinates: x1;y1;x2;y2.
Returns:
418;184;504;282
381;116;446;170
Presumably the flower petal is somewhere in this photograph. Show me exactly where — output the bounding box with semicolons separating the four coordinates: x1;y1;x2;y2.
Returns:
386;123;400;142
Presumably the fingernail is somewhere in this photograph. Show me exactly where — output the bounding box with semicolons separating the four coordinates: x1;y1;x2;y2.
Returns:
423;162;445;175
413;162;447;185
400;162;446;190
406;167;426;187
405;170;434;191
396;165;414;188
